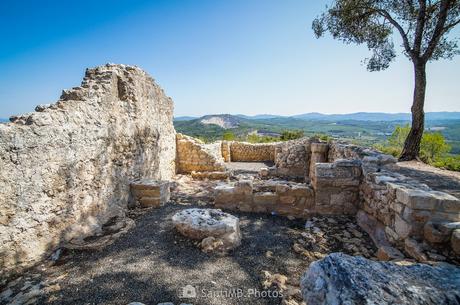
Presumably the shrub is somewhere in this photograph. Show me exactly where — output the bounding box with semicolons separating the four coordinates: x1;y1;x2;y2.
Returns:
222;131;236;141
280;130;304;141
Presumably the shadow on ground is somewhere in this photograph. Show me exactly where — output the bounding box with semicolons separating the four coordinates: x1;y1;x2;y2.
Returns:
40;203;309;305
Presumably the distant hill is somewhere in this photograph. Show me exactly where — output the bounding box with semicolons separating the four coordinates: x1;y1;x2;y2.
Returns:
0;118;8;123
199;114;242;129
173;112;460;154
174;112;460;122
292;112;460;121
174;116;197;121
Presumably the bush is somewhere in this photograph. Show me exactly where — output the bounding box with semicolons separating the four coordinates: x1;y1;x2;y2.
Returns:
246;134;279;143
375;124;456;170
280;130;304;141
420;132;451;163
222;131;236;141
432;155;460;171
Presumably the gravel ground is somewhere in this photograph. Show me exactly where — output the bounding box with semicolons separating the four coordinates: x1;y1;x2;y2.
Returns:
34;204;309;305
1;201;378;305
1;174;378;305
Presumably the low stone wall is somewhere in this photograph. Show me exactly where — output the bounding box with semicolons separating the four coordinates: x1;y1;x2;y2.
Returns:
360;164;460;259
328;141;379;162
176;133;226;173
274;138;310;179
0;64;176;278
214;180;315;217
311;159;361;215
229;142;277;162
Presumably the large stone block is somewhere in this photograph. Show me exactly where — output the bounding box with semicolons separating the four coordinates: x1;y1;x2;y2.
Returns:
172;208;241;252
396;188;437;210
394;214;412;239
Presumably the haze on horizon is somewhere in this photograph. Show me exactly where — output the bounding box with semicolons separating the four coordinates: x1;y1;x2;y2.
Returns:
0;0;459;118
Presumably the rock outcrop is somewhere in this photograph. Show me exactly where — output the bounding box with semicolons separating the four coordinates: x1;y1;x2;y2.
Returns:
301;253;460;305
172;208;241;252
0;64;176;279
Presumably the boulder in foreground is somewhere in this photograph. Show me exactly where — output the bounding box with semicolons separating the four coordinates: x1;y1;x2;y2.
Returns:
172;208;241;253
301;252;460;305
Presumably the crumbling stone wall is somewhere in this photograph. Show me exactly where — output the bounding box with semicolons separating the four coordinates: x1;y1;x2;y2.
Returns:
0;64;176;278
176;133;225;173
274;138;310;179
229;142;277;162
360;163;460;259
311;159;362;215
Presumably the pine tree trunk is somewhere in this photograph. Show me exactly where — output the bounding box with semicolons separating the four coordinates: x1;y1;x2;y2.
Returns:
399;61;427;161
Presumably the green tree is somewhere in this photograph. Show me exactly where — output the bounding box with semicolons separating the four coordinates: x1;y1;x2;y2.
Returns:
313;1;460;161
388;124;411;147
222;131;236;141
377;125;451;162
420;132;451;161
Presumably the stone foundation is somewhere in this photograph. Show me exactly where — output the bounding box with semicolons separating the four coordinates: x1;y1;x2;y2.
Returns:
214;179;315;218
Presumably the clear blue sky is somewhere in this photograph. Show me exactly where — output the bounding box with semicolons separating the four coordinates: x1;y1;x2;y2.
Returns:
0;0;459;118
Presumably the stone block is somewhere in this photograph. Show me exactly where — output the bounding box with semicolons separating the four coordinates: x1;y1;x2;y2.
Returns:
275;184;290;194
279;195;296;204
310;142;329;153
424;221;451;244
376;246;404;261
430;191;460;212
396;188;437;210
401;207;431;223
253;192;278;205
289;185;312;197
139;197;162;208
385;226;400;243
235;180;253;195
394;214;412;239
451;229;460;255
404;238;428;262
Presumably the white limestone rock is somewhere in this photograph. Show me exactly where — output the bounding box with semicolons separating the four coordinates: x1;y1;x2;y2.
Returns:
172;208;241;251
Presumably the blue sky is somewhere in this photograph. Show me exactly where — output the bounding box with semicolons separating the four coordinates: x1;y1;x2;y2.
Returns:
0;0;459;118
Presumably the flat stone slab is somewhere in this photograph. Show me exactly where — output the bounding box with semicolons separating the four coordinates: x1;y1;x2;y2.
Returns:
172;208;241;251
301;252;460;305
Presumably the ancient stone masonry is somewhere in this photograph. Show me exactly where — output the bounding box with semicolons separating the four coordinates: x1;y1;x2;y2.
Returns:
274;138;311;179
229;141;277;162
175;133;226;173
0;64;176;278
311;159;361;215
214;179;315;218
360;163;460;260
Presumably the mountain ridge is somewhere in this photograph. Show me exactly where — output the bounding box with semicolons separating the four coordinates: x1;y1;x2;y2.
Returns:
174;112;460;122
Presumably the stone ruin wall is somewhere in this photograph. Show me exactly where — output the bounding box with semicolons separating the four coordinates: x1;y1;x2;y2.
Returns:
175;133;225;173
0;64;176;278
327;142;460;259
274;138;311;179
229;141;277;162
213;139;460;260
